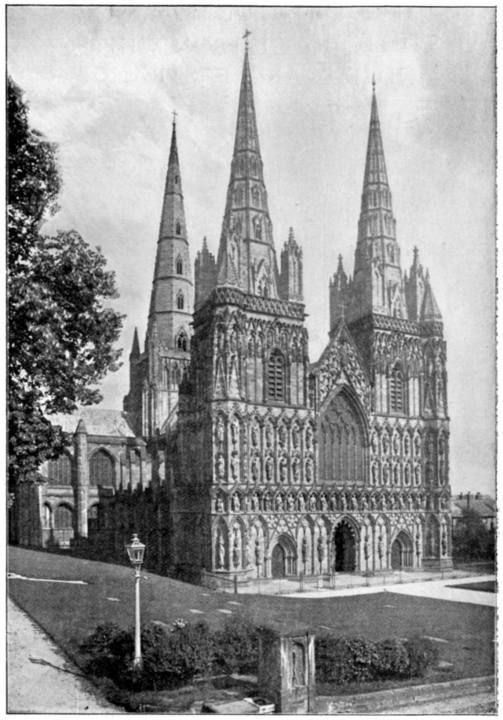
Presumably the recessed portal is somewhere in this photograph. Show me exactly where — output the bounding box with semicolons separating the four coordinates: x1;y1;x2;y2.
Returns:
333;519;357;572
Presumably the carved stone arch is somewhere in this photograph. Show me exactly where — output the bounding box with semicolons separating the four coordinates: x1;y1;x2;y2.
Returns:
390;528;414;569
319;385;368;485
333;516;360;572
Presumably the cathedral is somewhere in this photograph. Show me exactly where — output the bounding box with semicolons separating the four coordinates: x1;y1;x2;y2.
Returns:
14;43;452;584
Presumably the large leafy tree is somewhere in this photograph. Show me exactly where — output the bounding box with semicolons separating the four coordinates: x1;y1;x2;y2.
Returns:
8;77;124;488
452;507;494;561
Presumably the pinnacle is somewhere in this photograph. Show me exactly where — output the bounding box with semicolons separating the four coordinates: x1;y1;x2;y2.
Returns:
131;327;140;357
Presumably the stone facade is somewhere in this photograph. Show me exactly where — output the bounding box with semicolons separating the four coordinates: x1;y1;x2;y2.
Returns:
14;45;452;582
170;48;451;583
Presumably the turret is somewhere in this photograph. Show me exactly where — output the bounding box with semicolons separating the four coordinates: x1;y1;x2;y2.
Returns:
74;419;89;538
195;237;217;310
405;247;426;321
329;254;348;331
279;227;303;302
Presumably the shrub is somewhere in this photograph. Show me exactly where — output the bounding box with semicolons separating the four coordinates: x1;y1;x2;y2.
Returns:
316;636;378;684
315;634;438;685
80;620;214;691
212;615;259;674
373;638;410;678
80;623;133;686
404;636;439;678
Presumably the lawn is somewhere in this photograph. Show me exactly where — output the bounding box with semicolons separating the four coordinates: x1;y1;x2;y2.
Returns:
9;547;495;687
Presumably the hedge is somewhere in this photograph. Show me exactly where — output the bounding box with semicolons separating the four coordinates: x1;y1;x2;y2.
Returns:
80;619;438;692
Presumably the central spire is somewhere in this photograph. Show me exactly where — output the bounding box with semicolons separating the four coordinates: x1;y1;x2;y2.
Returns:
216;41;279;298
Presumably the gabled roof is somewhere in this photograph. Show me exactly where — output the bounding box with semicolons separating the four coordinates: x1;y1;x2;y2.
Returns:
50;409;137;438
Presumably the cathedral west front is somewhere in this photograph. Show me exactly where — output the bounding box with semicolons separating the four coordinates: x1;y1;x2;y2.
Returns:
17;41;452;586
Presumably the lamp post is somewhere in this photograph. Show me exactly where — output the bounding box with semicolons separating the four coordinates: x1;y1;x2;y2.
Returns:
126;533;145;669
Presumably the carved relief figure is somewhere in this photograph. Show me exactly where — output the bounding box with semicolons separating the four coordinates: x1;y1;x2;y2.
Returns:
279;455;288;483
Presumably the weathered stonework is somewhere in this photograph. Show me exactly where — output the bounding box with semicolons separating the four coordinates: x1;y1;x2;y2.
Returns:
15;45;452;582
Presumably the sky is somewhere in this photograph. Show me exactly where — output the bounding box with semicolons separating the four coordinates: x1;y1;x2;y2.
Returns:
7;6;496;495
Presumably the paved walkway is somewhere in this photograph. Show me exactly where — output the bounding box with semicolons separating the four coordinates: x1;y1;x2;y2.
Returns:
283;574;496;606
8;598;118;713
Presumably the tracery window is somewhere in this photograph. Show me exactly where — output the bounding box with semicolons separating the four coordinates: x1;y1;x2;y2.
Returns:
48;453;72;486
177;291;184;310
389;365;405;413
54;504;73;529
319;392;365;484
90;450;114;487
267;349;285;402
177;330;188;352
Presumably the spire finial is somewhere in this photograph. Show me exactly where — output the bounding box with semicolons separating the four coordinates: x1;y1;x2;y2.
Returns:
372;74;376;93
243;29;251;49
172;110;178;127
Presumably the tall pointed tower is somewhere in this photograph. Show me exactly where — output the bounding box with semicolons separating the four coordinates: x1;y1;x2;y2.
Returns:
124;118;193;438
175;40;315;583
321;81;451;573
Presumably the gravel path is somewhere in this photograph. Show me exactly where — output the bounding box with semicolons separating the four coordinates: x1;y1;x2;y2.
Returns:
8;598;119;713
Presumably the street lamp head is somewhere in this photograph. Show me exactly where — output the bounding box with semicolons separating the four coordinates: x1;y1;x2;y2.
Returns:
126;533;145;568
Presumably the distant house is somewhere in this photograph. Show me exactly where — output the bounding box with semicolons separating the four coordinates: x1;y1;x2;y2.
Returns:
451;493;496;532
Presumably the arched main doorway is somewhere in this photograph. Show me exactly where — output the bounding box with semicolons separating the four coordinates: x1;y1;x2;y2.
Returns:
333;520;357;572
271;535;297;578
391;531;413;569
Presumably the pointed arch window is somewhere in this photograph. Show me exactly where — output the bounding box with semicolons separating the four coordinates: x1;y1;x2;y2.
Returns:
54;504;73;530
177;291;184;310
177;330;188;352
176;255;183;274
267;349;285;402
389;365;405;413
48;452;72;486
90;450;114;487
175;220;181;235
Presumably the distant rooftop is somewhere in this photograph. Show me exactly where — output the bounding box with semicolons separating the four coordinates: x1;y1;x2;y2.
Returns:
451;493;496;518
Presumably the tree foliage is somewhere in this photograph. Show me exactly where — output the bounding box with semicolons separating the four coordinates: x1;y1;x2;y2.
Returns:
452;508;495;561
8;77;123;487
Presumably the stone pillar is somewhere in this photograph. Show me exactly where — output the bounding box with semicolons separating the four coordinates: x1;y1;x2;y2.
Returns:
74;419;89;538
257;628;316;713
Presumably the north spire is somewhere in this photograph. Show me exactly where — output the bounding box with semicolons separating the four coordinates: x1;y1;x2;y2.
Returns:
148;118;192;342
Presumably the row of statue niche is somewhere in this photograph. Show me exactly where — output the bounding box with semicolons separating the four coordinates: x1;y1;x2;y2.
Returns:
214;488;447;514
371;463;422;487
251;454;314;483
215;417;315;451
371;431;421;457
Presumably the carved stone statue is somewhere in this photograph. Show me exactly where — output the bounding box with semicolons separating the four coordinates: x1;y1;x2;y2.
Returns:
279;455;288;483
217;533;225;569
216;417;225;448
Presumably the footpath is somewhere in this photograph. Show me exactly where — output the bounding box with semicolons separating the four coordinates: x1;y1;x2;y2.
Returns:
7;598;118;714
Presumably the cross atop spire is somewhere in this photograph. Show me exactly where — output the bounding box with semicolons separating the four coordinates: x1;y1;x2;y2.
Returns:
243;29;252;48
372;74;376;92
172;110;178;126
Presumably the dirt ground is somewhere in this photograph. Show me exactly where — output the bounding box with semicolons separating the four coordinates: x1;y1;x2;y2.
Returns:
7;598;118;713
